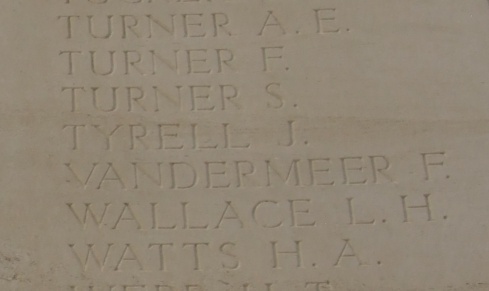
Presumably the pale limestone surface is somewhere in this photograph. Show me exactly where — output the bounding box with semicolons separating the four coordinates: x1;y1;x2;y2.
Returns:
1;0;489;290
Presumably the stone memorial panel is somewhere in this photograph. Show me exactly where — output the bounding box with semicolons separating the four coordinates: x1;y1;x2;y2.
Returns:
1;0;489;290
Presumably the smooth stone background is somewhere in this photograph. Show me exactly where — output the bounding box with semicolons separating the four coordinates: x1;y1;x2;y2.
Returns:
0;0;489;290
